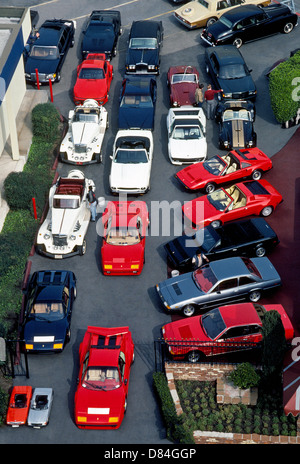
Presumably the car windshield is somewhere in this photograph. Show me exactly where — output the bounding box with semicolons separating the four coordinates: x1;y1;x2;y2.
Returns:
83;366;121;390
29;301;65;320
114;148;148;163
223;109;250;121
219;64;247;79
192;265;218;292
203;155;227;176
74;112;98;123
171;74;197;84
106;227;141;245
29;45;60;60
79;67;104;79
53;197;80;209
129;37;158;49
207;188;233;212
120;95;153;107
201;307;226;339
172;125;201;140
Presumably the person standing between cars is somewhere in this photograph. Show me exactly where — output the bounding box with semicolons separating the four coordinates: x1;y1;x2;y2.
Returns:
195;83;204;107
191;252;209;269
87;186;97;222
204;84;223;119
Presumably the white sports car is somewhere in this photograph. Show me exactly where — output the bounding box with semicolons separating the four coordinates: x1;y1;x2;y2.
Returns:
59;99;108;165
166;106;207;165
109;129;153;194
36;170;95;258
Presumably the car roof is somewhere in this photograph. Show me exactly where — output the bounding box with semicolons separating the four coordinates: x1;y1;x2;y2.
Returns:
219;303;262;327
207;45;244;64
209;256;253;280
223;4;262;20
38;20;68;45
130;20;161;37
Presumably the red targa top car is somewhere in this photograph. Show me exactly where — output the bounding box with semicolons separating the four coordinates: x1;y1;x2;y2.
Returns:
101;201;149;275
74;326;135;429
73;53;113;105
176;147;272;193
182;179;283;228
6;386;33;427
162;303;294;363
167;65;200;107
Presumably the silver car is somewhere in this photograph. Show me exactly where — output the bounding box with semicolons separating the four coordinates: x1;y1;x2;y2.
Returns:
156;256;281;317
27;388;54;428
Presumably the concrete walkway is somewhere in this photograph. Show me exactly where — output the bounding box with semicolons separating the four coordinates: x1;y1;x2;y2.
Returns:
0;88;48;231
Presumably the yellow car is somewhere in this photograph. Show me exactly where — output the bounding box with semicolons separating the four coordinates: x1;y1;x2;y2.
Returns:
174;0;271;29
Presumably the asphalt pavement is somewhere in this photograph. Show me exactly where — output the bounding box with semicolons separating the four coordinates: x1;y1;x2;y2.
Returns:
1;0;300;446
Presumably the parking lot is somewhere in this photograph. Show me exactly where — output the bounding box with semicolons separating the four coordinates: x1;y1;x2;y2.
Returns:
2;0;300;445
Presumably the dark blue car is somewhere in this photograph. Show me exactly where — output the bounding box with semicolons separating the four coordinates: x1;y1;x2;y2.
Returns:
118;75;157;130
21;270;77;353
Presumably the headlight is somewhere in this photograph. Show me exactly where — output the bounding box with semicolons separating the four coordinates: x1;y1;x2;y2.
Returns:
173;101;178;107
148;64;156;70
45;73;56;80
223;93;232;98
25;73;30;78
248;141;254;147
224;141;229;147
70;235;76;240
128;65;135;70
43;233;50;240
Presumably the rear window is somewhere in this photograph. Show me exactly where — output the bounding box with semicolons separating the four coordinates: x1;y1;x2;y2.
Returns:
245;181;270;196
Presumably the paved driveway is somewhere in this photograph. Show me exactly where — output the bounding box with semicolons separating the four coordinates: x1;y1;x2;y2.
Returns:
2;0;300;444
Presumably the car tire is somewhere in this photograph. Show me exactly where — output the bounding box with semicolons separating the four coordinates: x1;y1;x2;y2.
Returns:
252;169;262;180
78;240;86;256
255;246;266;257
182;304;196;317
233;37;243;48
206;65;210;74
56;72;61;82
124;398;128;413
66;328;71;343
205;182;216;194
261;206;273;217
283;22;294;34
206;17;218;27
211;220;222;228
187;350;205;363
249;290;261;302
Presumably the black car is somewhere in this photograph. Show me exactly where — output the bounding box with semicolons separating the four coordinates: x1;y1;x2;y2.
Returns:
81;10;122;60
201;3;298;48
125;20;164;75
205;45;257;101
118;75;157;130
21;270;77;353
215;100;256;150
24;19;76;84
165;217;279;272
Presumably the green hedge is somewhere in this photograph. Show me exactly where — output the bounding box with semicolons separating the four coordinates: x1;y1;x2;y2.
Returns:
269;51;300;123
31;102;61;142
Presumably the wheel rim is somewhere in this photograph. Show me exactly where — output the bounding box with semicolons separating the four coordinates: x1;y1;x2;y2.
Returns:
206;183;215;194
249;291;261;302
207;18;217;27
256;247;265;257
261;206;273;217
188;350;200;363
233;38;242;48
81;240;86;255
183;305;195;317
252;170;261;180
284;23;293;33
211;220;221;228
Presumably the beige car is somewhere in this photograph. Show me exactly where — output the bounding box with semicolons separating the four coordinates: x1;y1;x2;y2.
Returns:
174;0;271;29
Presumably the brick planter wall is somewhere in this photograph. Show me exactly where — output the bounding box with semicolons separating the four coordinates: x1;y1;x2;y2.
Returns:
165;362;300;444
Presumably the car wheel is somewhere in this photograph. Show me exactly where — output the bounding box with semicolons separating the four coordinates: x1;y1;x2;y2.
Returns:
56;72;61;82
78;240;86;256
206;17;218;27
261;206;273;217
187;350;205;363
252;169;262;180
182;304;196;317
283;22;294;34
112;46;117;57
249;290;261;302
255;246;266;257
73;286;77;299
124;398;128;413
206;65;210;74
211;220;222;228
233;37;243;48
205;182;216;194
66;328;71;343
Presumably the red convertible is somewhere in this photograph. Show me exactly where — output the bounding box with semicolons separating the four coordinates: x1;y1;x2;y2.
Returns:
74;326;135;429
162;303;294;363
167;65;200;107
176;147;272;193
6;386;33;427
73;53;113;106
182;179;283;228
101;201;149;275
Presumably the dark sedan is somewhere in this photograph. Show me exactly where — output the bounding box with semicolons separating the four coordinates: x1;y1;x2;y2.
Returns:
125;20;163;75
24;19;76;84
81;10;122;60
21;270;77;352
205;45;257;101
165;217;279;272
156;256;281;317
215;100;256;149
201;3;298;48
118;75;157;130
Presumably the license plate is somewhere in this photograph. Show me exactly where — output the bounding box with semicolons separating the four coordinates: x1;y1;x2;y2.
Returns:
55;254;63;259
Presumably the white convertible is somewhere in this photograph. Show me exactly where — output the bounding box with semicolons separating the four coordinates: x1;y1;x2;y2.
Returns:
166;106;207;165
109;129;153;194
36;170;95;258
59;99;108;165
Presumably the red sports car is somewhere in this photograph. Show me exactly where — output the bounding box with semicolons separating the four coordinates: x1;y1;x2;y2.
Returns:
74;326;135;429
6;386;33;427
73;53;113;106
176;147;272;193
182;179;283;229
162;303;294;363
167;65;200;107
101;201;149;275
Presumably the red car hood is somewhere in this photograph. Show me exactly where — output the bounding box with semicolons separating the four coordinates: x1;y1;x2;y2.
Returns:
74;78;107;101
172;82;198;106
163;316;210;342
75;385;125;420
177;162;214;190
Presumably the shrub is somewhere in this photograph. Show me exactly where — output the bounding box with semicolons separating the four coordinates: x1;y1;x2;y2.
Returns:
0;387;8;425
31;103;61;142
228;362;260;389
261;310;287;382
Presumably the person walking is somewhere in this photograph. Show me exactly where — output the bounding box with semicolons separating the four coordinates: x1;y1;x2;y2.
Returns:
86;185;97;222
191;252;209;270
194;83;204;107
204;84;223;119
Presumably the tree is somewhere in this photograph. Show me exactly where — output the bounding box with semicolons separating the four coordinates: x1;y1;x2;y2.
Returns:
261;310;287;383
